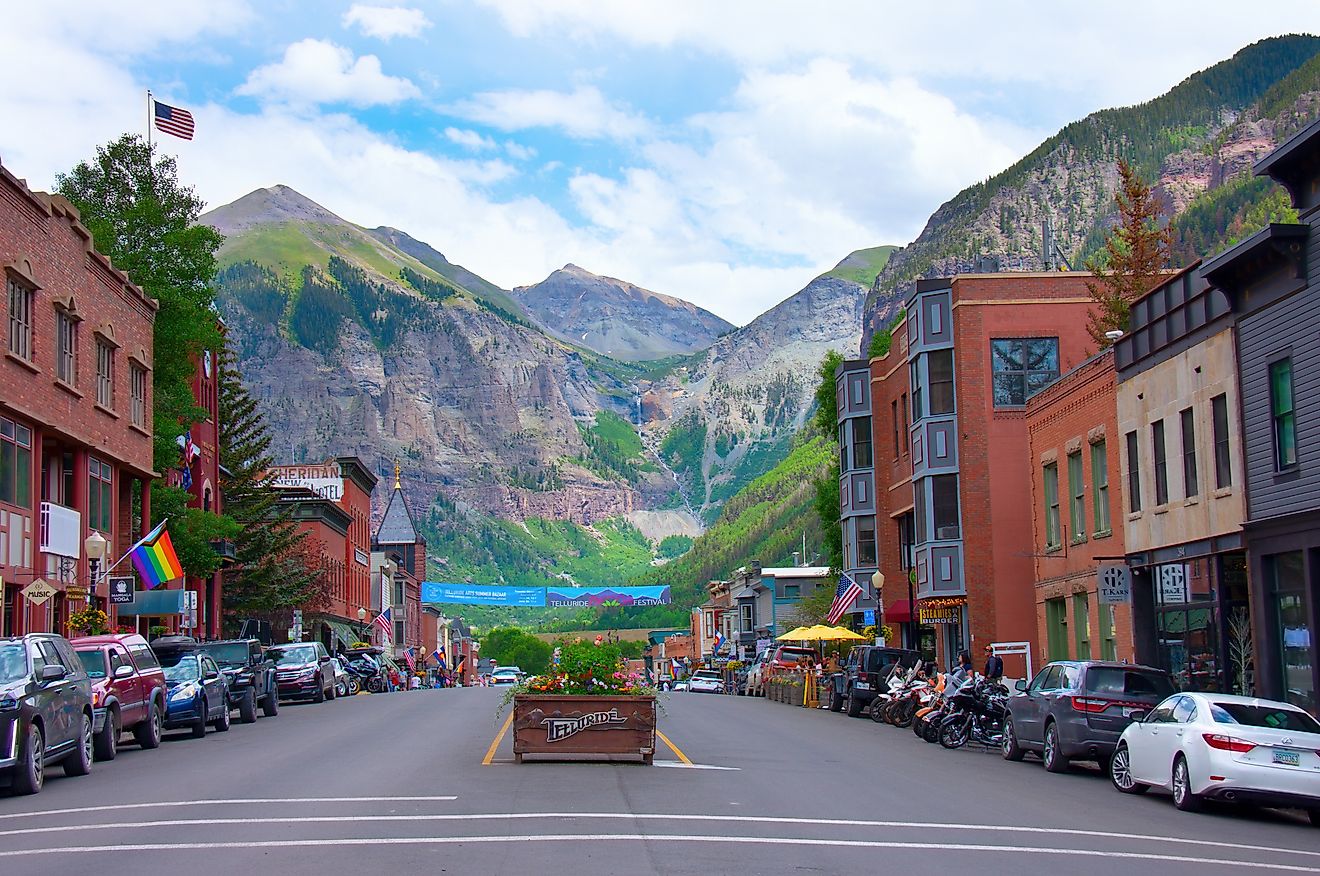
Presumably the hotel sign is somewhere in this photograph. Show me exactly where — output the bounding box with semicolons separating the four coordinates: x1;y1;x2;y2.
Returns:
270;462;344;501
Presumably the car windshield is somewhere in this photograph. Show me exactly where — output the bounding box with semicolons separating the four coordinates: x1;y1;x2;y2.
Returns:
269;646;318;666
202;643;250;667
1084;667;1175;698
0;643;28;684
1210;702;1320;734
693;671;720;679
75;649;108;679
161;655;200;683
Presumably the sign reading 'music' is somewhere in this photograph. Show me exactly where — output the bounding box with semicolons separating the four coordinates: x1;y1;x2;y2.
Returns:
542;709;627;742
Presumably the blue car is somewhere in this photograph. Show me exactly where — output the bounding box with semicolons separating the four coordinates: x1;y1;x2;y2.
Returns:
156;645;231;738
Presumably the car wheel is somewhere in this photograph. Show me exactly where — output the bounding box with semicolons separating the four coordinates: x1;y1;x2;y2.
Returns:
1043;722;1069;773
261;688;280;717
64;713;93;777
845;691;863;718
135;700;163;749
238;689;258;724
93;707;119;761
828;689;843;712
1109;743;1148;794
11;724;45;795
192;699;208;738
1001;716;1025;762
1172;755;1203;812
313;676;326;703
213;699;231;732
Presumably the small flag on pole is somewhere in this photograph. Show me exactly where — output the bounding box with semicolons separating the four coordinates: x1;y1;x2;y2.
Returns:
826;573;864;626
130;520;185;590
712;631;725;654
154;100;195;140
371;607;392;636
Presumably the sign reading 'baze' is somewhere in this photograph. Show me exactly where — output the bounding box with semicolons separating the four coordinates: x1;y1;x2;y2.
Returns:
542;708;627;742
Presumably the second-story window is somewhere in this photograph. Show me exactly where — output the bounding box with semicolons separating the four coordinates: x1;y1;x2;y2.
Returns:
1180;407;1198;498
1126;430;1142;513
1068;451;1085;542
909;360;924;421
857;516;877;566
990;338;1058;407
1211;394;1231;488
96;339;114;408
1091;440;1110;534
891;399;900;458
130;362;148;428
1152;419;1169;505
55;309;77;385
0;417;32;509
852;417;872;469
7;277;32;361
928;349;954;414
1044;463;1060;549
88;457;113;533
931;474;960;540
1270;358;1297;470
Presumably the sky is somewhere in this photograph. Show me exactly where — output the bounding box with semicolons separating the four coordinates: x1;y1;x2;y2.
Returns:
3;3;1318;325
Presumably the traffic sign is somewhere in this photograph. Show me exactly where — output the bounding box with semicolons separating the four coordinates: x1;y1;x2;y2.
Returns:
109;577;135;605
22;579;56;606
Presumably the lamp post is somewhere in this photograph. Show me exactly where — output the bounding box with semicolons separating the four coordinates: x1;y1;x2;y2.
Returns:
356;607;367;644
85;531;108;616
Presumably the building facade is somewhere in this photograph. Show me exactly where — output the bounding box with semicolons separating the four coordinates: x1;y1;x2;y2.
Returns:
373;465;427;662
0;162;157;637
836;358;879;619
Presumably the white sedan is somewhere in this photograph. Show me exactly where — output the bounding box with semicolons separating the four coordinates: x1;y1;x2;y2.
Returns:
688;671;724;694
1110;692;1320;822
490;670;520;686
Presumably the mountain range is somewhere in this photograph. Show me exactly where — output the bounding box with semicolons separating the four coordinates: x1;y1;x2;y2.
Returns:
205;34;1320;627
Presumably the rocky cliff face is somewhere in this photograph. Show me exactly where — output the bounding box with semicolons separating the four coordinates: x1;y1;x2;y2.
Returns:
512;264;734;361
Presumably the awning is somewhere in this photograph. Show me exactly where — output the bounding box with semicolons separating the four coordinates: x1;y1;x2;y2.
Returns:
884;599;913;624
322;619;362;648
115;589;185;616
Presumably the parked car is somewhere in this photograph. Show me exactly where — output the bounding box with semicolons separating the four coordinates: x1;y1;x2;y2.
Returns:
689;670;724;693
329;657;350;697
197;639;279;721
1002;660;1176;773
153;638;231;737
671;678;690;692
268;641;336;703
71;633;167;759
747;646;820;697
1110;692;1320;822
832;645;921;717
0;634;94;794
491;669;519;686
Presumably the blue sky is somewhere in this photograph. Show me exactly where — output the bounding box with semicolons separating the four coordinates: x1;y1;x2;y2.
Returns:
3;2;1318;324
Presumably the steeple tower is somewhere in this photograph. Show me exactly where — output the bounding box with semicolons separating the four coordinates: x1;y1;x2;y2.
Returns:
373;461;426;581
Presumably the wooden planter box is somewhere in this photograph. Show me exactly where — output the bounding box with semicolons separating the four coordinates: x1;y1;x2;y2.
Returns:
513;694;657;764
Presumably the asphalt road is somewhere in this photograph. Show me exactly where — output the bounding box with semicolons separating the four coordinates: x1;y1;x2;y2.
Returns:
3;687;1320;874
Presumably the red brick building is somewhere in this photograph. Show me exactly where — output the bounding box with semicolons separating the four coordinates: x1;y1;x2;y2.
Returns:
373;465;426;662
0;161;157;637
1025;349;1135;667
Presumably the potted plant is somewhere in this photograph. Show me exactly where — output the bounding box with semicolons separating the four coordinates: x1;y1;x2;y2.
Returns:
67;607;110;637
506;640;659;764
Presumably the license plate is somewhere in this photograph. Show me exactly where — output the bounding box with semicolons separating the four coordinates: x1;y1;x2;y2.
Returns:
1273;749;1301;766
855;682;870;690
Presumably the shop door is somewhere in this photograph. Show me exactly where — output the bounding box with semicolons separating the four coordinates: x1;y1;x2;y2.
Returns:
1154;559;1222;692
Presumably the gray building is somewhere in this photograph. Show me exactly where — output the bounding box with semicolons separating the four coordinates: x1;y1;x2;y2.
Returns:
835;359;879;622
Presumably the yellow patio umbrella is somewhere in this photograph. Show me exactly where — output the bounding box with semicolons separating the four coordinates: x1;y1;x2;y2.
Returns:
776;626;814;640
802;624;866;641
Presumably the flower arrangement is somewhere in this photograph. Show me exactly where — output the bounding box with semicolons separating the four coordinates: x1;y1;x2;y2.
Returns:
500;639;659;715
67;607;110;636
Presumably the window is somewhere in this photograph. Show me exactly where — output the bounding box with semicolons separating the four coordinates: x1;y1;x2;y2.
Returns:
1152;419;1168;505
931;474;960;540
7;277;32;361
914;482;928;544
130;362;147;428
1180;407;1198;498
900;393;909;453
891;399;900;458
1092;440;1110;534
1073;593;1091;660
782;584;800;599
1045;598;1068;662
990;338;1059;406
88;457;113;533
0;417;32;508
838;423;847;472
393;619;405;644
1100;604;1117;661
857;515;877;566
740;603;753;633
928;349;954;414
1068;451;1085;542
56;309;77;384
1270;358;1297;470
1271;551;1312;711
852;417;872;469
96;339;114;408
1126;431;1142;513
1043;463;1060;549
1212;393;1231;488
909;361;923;421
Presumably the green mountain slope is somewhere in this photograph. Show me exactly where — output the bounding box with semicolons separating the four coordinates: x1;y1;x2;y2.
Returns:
825;245;898;286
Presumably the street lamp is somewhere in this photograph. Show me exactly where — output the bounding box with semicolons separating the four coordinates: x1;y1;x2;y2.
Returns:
356;607;367;644
85;531;108;611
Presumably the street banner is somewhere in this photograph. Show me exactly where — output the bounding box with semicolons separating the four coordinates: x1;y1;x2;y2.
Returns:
545;585;671;607
421;583;547;606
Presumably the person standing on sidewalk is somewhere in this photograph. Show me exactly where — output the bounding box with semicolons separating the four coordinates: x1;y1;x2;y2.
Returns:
983;645;1004;682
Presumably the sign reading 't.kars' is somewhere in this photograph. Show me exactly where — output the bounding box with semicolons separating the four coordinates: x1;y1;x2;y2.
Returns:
1097;562;1132;604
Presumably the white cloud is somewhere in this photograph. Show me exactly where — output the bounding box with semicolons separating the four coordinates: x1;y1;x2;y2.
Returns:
342;4;431;40
444;127;497;151
237;39;420;107
447;85;649;140
505;141;537;161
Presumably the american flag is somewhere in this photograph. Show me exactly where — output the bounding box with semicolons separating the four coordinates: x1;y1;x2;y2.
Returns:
154;100;195;140
825;573;864;626
182;429;198;464
403;647;416;670
371;607;392;637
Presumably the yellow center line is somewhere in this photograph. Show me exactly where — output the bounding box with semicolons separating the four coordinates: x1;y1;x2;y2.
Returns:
655;730;693;766
482;712;514;766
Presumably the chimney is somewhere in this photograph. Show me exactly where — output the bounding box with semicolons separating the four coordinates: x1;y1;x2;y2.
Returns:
792;551;801;567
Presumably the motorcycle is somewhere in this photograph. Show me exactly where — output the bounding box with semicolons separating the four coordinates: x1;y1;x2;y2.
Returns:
938;676;1009;750
342;648;386;694
868;663;917;724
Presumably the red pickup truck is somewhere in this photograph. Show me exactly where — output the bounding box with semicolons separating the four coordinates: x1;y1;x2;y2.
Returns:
72;633;167;760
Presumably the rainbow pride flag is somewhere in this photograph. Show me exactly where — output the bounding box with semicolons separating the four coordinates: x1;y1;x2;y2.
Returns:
130;520;184;589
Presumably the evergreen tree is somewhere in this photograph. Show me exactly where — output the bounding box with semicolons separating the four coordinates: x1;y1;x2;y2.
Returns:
1085;160;1172;347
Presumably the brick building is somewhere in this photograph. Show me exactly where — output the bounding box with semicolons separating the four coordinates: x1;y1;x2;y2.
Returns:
1025;349;1135;667
373;464;426;662
0;160;157;637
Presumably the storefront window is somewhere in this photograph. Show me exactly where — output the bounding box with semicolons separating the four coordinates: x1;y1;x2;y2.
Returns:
1271;551;1314;713
1155;558;1221;692
1100;604;1117;661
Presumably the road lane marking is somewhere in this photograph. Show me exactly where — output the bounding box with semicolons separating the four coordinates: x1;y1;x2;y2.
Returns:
1;811;1315;862
0;797;458;822
655;730;692;765
482;711;514;765
0;834;1315;870
652;761;739;770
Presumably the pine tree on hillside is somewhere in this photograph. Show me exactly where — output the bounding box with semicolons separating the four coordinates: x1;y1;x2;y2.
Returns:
1085;160;1172;347
217;354;325;628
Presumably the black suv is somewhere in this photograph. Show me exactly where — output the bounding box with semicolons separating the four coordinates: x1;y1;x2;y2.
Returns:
198;639;279;722
831;645;921;717
0;634;95;795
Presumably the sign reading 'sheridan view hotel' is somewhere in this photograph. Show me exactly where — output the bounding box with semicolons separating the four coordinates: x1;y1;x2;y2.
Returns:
268;460;344;501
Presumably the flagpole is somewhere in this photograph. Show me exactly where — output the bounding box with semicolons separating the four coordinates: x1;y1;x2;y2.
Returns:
146;89;152;151
98;518;168;586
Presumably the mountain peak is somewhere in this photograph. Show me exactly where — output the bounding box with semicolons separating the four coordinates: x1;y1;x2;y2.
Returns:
201;184;346;235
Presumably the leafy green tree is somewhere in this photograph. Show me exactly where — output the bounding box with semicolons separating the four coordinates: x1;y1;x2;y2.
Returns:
1085;160;1171;347
867;312;904;358
812;350;845;438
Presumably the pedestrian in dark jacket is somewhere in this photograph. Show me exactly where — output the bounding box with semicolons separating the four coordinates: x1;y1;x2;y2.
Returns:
983;645;1004;681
